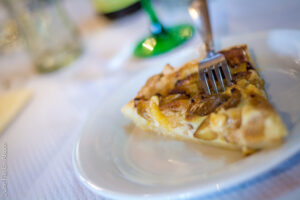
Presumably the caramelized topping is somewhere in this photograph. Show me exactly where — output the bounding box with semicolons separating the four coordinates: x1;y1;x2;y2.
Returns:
232;71;251;80
134;45;255;120
188;94;230;116
136;100;151;121
168;89;189;95
220;46;250;67
175;73;199;87
160;99;190;113
249;93;272;110
186;88;242;117
221;88;242;110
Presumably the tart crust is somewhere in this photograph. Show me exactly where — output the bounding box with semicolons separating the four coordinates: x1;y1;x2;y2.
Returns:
122;45;287;154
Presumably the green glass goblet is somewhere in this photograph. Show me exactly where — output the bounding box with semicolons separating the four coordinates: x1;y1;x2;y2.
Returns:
134;0;194;58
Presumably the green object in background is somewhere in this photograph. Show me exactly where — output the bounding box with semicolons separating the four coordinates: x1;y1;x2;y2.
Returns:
134;0;194;58
92;0;141;19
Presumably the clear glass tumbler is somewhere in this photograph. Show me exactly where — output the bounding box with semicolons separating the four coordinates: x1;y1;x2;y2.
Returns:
4;0;81;73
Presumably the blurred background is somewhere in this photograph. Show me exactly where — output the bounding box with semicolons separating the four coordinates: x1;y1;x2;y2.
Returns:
1;0;299;80
1;0;300;74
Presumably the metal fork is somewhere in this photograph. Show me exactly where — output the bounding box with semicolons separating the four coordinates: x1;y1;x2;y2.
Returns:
189;0;232;95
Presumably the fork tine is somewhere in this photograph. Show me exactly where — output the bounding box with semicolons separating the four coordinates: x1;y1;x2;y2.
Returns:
221;60;233;86
214;64;225;91
207;67;218;94
199;68;211;95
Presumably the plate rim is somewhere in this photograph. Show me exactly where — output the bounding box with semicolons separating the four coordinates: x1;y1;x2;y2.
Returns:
73;134;300;200
73;29;300;200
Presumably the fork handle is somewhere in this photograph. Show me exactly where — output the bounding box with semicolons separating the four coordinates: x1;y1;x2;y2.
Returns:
190;0;214;56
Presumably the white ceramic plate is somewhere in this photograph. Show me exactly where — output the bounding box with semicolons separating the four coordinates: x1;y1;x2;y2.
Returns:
73;30;300;200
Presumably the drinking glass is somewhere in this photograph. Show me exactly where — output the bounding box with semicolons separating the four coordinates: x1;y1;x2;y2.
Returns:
3;0;81;73
134;0;194;58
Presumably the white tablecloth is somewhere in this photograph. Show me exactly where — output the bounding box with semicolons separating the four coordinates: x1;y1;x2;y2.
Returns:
1;0;300;199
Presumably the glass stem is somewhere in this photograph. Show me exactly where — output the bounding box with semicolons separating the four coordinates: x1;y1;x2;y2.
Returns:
141;0;166;35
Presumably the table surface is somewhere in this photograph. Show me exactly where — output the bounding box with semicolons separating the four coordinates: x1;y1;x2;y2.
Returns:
1;0;300;199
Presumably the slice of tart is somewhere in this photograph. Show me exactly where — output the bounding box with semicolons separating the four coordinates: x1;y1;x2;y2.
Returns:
122;45;287;154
